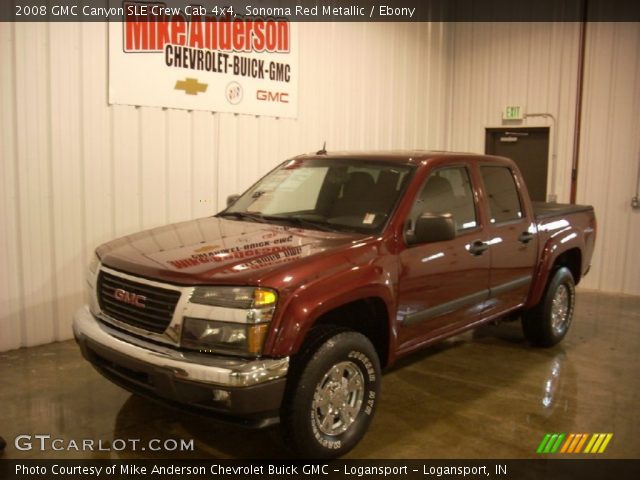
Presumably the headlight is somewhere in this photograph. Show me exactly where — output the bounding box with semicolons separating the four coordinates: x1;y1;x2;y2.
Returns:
190;286;277;309
182;319;270;356
183;286;277;356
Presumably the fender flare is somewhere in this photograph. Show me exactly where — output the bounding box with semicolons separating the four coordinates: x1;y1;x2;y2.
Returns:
526;227;584;309
267;266;396;363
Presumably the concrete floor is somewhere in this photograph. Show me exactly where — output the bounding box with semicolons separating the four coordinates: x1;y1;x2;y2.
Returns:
1;290;638;459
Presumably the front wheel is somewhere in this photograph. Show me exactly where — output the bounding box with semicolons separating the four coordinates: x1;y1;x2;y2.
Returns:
281;328;381;458
522;267;576;347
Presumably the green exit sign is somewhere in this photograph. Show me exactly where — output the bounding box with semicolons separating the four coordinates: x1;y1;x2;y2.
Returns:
503;105;524;120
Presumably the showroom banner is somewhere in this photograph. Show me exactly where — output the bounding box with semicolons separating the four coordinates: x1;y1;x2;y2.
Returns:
108;1;298;118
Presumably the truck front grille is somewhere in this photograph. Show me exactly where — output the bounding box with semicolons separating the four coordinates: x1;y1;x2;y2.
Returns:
97;271;181;334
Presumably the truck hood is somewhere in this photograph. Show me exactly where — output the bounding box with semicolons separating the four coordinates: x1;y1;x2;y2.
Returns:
96;216;363;285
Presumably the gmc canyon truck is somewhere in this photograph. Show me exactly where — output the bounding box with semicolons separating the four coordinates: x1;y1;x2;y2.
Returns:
73;151;596;458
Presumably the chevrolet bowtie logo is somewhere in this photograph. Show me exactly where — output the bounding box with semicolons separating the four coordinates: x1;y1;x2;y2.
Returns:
174;78;208;95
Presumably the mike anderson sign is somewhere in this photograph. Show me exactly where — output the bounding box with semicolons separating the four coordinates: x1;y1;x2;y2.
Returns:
109;1;298;118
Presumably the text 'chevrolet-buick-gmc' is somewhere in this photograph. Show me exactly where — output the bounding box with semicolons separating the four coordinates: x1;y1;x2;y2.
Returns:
74;151;596;458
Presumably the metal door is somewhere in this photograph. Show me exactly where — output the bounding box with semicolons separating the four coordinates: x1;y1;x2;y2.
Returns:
485;127;550;202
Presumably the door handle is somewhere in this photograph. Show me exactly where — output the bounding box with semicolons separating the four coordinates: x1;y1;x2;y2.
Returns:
468;240;489;256
518;232;534;244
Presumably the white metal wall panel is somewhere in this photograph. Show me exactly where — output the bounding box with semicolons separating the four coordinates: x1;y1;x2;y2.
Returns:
447;21;640;296
0;22;450;351
140;108;167;229
191;111;218;219
13;22;58;348
80;22;115;251
49;22;85;342
0;23;22;352
448;22;581;203
577;23;640;294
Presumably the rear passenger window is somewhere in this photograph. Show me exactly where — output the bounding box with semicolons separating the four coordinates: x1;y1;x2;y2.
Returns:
481;166;523;223
409;166;477;231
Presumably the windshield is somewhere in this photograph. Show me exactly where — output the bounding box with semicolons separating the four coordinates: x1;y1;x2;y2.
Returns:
220;158;414;234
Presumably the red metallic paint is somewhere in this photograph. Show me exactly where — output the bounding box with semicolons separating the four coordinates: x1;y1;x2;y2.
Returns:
96;152;596;366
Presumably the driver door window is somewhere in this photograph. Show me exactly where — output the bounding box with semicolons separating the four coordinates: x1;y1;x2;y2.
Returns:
408;166;478;233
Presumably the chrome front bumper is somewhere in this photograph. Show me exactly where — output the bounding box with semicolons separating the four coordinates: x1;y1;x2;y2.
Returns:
72;306;289;388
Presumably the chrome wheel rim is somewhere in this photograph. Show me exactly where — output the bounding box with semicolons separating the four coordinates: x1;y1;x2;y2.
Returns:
551;284;570;335
312;361;365;436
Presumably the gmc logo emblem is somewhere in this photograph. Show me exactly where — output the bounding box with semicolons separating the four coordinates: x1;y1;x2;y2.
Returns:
114;288;146;308
256;90;289;103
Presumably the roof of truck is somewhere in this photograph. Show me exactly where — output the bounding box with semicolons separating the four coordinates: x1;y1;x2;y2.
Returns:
293;150;496;165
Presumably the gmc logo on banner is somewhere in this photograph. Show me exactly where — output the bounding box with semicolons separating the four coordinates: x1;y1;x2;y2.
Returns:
114;288;147;308
256;90;289;103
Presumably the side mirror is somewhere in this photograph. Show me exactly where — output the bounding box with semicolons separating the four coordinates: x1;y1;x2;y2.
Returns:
226;194;240;208
410;213;456;245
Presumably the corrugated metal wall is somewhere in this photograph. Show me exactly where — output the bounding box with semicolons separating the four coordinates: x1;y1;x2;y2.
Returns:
1;21;639;352
447;22;581;202
0;22;451;351
575;23;640;294
447;22;640;295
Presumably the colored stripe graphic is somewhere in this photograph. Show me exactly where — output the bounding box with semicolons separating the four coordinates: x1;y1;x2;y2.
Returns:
538;433;612;454
550;433;565;453
560;434;575;453
544;434;559;453
537;433;565;453
536;434;552;453
560;433;580;453
563;433;586;453
598;433;613;453
575;433;589;453
584;433;614;453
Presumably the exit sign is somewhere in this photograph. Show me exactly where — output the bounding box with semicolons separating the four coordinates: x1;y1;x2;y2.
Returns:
503;105;524;120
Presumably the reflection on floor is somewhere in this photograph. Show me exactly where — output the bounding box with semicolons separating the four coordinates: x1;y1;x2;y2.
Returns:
1;290;638;459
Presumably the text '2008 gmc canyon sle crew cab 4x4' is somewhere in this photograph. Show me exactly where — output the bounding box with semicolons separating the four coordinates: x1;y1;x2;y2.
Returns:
73;151;596;458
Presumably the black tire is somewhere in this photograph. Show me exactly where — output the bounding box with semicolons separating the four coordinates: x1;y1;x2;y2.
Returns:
281;326;381;458
522;267;576;347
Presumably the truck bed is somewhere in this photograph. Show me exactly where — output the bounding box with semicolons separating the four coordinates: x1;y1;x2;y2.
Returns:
532;201;594;220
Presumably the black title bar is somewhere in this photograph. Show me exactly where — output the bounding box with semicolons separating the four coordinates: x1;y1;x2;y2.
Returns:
1;459;640;480
1;0;640;22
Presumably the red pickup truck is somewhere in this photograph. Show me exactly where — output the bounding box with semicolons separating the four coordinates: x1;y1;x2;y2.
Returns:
74;151;596;458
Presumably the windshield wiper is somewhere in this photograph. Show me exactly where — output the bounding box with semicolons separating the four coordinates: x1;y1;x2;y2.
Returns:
264;215;346;233
220;212;352;233
218;211;268;223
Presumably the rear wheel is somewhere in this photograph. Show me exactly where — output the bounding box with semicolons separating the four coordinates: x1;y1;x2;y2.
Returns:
522;267;576;347
281;327;381;458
